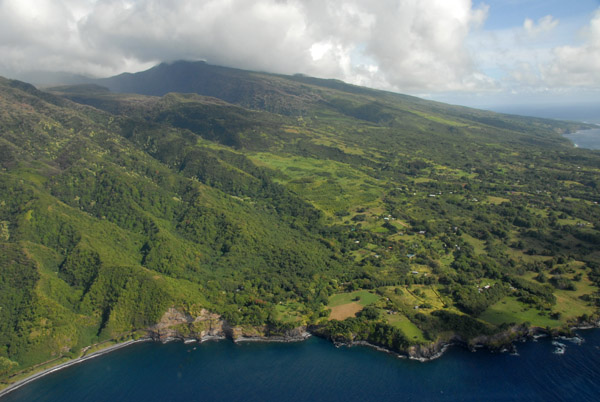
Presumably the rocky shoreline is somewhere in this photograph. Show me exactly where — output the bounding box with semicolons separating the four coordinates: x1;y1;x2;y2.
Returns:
1;310;598;398
145;308;600;362
144;308;312;344
328;318;600;362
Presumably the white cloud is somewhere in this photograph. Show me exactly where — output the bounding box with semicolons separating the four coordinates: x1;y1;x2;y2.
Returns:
465;7;600;98
310;42;332;61
523;15;559;37
360;0;491;91
0;0;496;93
543;8;600;88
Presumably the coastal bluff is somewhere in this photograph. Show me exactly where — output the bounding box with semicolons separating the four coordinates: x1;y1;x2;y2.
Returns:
146;308;310;343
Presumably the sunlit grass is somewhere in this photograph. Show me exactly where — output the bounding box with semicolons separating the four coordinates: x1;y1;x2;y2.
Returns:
328;290;380;308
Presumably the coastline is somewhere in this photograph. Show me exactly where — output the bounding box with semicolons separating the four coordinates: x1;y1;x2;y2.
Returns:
563;127;600;150
0;329;311;399
233;330;312;343
1;318;598;399
0;339;149;399
327;318;600;362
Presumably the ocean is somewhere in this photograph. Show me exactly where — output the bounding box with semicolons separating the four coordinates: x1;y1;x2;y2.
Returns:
2;330;599;402
564;128;600;150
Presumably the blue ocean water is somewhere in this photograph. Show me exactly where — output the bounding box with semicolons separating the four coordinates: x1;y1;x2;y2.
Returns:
564;128;600;150
2;330;599;402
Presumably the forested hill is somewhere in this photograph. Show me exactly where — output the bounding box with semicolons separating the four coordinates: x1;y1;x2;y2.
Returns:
1;63;599;382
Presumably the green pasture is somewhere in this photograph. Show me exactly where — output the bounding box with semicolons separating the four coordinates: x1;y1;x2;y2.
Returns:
249;153;383;215
328;290;380;308
480;297;560;328
386;313;427;342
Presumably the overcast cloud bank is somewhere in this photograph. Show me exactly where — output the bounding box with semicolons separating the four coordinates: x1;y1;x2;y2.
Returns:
0;0;598;107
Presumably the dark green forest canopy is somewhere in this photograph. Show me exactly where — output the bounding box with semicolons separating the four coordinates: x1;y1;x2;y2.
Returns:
1;63;599;378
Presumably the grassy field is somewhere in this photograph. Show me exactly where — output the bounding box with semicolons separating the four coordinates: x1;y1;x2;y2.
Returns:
249;153;383;216
328;290;380;308
326;290;381;320
480;297;560;328
386;313;427;342
553;290;596;322
552;270;598;321
461;234;486;255
486;196;509;205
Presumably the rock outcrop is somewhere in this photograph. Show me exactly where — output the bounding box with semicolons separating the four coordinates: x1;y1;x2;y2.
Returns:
147;309;600;361
147;308;226;342
146;308;310;343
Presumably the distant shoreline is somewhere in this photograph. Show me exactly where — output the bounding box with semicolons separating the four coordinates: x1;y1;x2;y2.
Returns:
563;127;600;150
0;339;149;399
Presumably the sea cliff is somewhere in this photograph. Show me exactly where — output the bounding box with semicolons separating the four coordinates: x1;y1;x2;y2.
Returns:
145;308;600;361
146;308;310;344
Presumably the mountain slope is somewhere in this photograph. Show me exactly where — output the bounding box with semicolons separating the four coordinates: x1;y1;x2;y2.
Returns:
1;64;599;382
0;76;345;377
97;61;583;139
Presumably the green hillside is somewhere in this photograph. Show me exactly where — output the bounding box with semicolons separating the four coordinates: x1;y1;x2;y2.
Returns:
1;63;599;382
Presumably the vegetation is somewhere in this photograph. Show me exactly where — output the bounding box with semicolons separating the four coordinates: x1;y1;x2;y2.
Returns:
0;61;599;380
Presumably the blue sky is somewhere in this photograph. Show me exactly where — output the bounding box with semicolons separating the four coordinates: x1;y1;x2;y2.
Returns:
474;0;600;78
0;0;598;112
479;0;599;29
